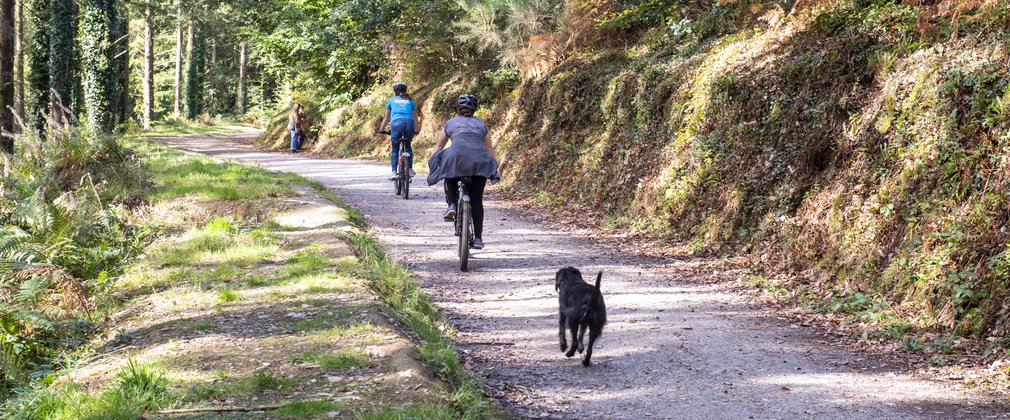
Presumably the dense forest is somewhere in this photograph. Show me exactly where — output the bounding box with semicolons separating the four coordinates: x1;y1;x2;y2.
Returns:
4;0;1010;416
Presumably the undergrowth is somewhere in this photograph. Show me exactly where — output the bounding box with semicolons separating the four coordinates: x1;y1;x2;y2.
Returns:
0;125;147;397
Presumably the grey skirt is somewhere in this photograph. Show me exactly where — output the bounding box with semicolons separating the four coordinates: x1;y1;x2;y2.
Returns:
427;142;499;186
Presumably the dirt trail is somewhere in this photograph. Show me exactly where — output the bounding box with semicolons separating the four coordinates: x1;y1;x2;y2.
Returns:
161;133;1010;420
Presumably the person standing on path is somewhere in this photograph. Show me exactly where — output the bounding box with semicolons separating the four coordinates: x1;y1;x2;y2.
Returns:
378;82;421;180
288;103;305;153
427;94;499;250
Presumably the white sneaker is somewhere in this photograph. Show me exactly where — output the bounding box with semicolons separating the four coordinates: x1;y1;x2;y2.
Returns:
409;169;417;177
389;171;397;180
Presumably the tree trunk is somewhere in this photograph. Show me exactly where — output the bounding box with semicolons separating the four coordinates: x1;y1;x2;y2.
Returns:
142;2;153;129
173;1;183;116
49;0;76;124
25;0;47;132
183;19;204;119
13;0;21;127
112;1;128;125
79;0;116;134
237;41;246;114
0;0;13;154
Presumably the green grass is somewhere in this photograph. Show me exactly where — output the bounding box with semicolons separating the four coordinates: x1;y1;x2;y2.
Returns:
273;400;342;418
0;361;172;420
358;403;459;420
343;229;499;418
128;139;317;202
293;310;354;332
193;321;214;332
217;288;241;302
283;247;332;278
291;348;371;369
179;371;296;403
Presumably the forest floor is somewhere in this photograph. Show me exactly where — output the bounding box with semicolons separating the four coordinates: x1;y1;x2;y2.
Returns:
48;136;475;419
155;131;1010;419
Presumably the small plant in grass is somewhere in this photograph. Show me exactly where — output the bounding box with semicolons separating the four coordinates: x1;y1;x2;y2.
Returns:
284;246;331;278
252;371;294;392
193;321;214;331
292;349;371;369
217;288;241;302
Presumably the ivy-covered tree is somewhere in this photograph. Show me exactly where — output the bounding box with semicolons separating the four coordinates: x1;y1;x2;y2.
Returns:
25;0;48;132
49;0;76;122
78;0;116;133
183;18;204;119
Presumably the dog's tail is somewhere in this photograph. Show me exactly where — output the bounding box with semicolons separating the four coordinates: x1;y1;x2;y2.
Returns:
591;271;604;307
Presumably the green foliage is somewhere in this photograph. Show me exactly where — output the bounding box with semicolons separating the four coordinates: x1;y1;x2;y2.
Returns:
79;0;118;133
25;0;50;132
0;360;172;419
596;0;685;31
49;0;78;117
184;20;206;119
0;126;144;395
453;0;562;68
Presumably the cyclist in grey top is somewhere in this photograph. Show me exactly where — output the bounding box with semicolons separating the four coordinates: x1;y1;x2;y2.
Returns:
427;94;499;249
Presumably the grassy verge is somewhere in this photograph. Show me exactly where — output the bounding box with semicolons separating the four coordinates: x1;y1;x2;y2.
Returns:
306;179;501;417
2;129;500;418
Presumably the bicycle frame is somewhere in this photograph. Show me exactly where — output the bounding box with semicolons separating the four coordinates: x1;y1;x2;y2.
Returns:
393;139;412;199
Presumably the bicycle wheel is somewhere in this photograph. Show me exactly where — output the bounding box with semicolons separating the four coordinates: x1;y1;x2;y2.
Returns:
394;161;403;196
402;170;410;200
458;200;471;271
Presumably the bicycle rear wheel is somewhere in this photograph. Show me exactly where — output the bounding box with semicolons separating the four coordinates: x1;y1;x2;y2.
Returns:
402;170;410;200
458;200;471;271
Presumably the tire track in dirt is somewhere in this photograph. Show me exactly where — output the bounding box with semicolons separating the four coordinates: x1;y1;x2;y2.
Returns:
161;133;1009;420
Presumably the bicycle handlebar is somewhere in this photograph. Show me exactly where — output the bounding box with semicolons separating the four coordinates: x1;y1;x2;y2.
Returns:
378;130;391;135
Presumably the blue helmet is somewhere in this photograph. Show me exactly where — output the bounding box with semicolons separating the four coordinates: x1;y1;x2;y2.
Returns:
456;94;478;111
393;82;408;95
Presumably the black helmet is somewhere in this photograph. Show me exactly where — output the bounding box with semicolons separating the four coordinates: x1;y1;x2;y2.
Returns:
456;94;478;111
393;82;407;95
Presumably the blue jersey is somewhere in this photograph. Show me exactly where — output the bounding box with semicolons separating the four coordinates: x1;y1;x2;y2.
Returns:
387;96;415;122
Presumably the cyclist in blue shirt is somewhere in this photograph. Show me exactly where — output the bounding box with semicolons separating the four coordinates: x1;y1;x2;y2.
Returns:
378;82;421;179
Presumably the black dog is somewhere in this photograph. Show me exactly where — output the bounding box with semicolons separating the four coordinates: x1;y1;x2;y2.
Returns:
555;266;607;367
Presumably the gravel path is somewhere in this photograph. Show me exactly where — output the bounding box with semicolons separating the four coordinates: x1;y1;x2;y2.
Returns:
162;133;1009;420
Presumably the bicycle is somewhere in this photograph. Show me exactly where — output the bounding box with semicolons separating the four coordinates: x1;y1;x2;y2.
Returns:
380;130;412;200
453;177;476;272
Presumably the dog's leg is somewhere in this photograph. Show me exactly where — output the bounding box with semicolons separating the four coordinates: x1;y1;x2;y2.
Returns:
576;323;587;353
582;326;602;367
565;320;579;358
558;310;568;352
